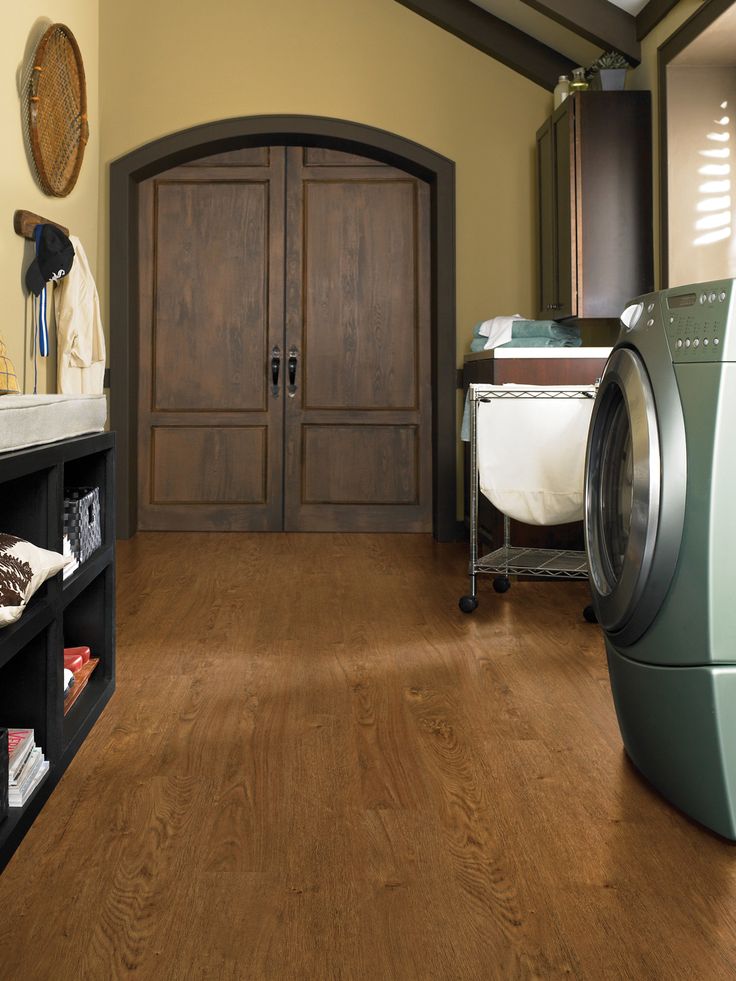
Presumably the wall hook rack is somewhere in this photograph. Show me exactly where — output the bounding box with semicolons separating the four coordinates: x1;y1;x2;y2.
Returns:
13;209;69;240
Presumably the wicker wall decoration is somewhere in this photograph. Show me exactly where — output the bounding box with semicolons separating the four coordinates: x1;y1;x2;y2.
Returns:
27;24;88;198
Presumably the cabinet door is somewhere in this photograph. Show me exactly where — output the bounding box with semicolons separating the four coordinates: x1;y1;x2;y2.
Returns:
552;101;576;319
536;119;557;318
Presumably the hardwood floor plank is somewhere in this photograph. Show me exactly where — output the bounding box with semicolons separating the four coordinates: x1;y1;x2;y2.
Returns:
2;534;736;979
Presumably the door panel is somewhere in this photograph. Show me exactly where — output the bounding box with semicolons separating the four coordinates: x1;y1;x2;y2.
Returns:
303;147;384;167
302;424;418;504
284;147;432;532
553;104;576;319
302;181;418;410
152;181;269;412
185;146;270;168
137;149;285;531
151;427;267;504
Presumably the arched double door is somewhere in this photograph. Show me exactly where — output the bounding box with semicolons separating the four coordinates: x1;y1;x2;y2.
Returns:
136;145;431;532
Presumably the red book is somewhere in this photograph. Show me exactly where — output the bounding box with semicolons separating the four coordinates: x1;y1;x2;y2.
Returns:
64;646;91;664
64;652;83;672
7;729;34;783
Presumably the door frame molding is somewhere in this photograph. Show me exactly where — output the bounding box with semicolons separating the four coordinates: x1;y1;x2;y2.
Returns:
109;114;457;540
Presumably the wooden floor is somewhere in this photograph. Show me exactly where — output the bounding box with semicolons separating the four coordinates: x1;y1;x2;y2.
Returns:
1;534;736;979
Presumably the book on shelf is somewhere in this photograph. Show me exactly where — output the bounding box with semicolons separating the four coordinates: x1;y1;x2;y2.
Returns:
64;651;83;673
63;657;100;716
6;731;49;808
64;646;91;666
9;753;49;808
8;729;34;784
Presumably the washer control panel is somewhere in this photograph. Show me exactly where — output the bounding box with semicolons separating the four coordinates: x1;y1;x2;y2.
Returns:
664;281;732;363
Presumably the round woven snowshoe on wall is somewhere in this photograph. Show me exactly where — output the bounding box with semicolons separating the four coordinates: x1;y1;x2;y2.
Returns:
27;23;88;198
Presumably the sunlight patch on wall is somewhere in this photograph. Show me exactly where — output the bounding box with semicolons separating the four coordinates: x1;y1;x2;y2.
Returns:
695;101;731;247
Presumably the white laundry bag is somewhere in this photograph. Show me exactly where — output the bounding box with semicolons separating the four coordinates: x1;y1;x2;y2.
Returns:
476;385;595;526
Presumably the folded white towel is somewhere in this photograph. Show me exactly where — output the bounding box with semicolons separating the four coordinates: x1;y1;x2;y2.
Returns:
477;315;525;349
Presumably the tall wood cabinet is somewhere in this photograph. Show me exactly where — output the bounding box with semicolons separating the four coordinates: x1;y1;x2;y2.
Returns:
536;91;653;320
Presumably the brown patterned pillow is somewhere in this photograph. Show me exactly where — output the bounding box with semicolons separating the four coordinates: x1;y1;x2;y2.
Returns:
0;534;69;627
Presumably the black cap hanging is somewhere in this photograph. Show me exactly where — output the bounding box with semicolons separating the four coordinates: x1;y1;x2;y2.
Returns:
25;224;75;297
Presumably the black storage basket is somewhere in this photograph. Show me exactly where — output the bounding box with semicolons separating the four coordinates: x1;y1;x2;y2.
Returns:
63;487;102;565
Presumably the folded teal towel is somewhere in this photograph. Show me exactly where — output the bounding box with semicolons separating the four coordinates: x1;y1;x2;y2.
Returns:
470;337;487;352
512;320;580;340
498;336;581;348
471;319;580;341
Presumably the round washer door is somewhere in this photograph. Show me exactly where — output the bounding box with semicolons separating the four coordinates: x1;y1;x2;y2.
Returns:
585;347;662;636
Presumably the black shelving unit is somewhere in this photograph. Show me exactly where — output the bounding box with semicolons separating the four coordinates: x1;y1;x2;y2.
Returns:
0;433;115;871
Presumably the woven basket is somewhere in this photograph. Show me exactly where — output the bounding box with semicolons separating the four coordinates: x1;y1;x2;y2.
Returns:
28;24;88;198
0;340;19;395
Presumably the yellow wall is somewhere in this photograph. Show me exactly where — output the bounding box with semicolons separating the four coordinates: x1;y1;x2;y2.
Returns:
1;3;99;393
98;0;552;364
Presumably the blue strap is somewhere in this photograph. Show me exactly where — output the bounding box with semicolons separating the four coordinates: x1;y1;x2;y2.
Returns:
33;225;49;359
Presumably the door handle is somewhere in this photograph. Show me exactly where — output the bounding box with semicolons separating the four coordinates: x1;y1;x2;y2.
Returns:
288;346;298;398
271;346;281;398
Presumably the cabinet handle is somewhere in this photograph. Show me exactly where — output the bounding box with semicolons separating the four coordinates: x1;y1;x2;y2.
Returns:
271;346;281;398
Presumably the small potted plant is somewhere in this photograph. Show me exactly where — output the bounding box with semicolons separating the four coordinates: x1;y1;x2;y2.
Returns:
587;51;631;91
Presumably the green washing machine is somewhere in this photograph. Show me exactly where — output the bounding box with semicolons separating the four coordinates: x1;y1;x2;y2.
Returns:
585;279;736;839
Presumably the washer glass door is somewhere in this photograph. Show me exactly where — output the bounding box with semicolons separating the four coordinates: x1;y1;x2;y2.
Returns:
586;347;661;633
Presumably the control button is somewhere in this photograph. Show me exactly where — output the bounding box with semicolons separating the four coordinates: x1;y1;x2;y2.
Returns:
694;338;700;347
709;292;717;303
715;337;720;345
685;339;691;347
669;316;675;324
704;338;709;346
700;294;707;304
646;318;654;327
647;302;654;313
676;339;683;349
720;291;727;302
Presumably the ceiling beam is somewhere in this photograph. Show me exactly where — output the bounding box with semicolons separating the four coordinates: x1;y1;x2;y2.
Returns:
518;0;640;64
394;0;576;91
636;0;682;41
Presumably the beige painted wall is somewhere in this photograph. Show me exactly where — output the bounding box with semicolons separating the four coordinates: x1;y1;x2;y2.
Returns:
629;0;705;287
1;3;99;393
667;66;736;287
98;0;552;364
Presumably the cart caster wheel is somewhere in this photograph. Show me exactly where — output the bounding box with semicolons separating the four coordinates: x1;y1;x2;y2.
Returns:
493;577;511;594
459;595;478;614
583;604;598;624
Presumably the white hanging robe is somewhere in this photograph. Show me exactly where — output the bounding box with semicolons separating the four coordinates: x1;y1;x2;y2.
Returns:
54;235;106;395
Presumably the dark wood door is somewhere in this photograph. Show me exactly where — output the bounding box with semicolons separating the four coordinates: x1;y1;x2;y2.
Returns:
137;146;431;532
137;147;285;530
536;101;576;321
536;117;556;318
552;102;575;319
283;148;432;532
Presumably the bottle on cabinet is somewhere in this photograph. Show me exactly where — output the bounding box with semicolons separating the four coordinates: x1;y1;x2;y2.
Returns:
553;75;570;109
570;67;589;92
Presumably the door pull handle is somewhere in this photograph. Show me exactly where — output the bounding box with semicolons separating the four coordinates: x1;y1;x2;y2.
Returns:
271;346;281;398
288;347;298;398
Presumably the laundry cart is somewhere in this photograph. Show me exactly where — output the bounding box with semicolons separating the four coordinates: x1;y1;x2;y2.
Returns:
459;383;596;618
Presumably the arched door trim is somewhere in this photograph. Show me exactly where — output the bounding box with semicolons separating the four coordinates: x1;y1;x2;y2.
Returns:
109;114;456;540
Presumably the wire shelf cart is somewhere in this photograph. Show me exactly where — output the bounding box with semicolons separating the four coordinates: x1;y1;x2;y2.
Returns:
459;383;597;619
